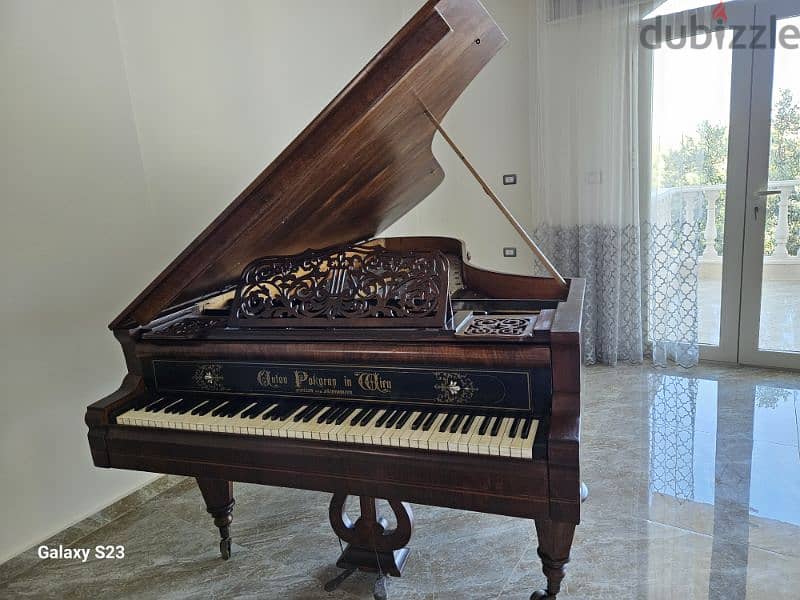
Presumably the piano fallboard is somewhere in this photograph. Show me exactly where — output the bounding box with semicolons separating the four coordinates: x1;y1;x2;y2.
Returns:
136;340;553;415
148;360;545;413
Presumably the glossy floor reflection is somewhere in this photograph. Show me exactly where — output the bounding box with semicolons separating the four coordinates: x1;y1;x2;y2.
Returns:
1;363;798;599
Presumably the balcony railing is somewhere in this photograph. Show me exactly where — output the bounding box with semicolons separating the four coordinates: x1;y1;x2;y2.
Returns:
652;180;800;274
653;180;800;349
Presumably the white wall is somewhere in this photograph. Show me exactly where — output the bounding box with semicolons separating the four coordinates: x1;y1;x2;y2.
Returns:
0;0;160;563
0;0;533;563
384;0;535;274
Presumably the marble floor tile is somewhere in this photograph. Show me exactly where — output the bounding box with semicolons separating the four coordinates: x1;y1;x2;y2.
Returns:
1;362;799;599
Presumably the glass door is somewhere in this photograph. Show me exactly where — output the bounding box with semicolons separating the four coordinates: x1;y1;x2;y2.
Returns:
739;0;800;368
645;1;758;362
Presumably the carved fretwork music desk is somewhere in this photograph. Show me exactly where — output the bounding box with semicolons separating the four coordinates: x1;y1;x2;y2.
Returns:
85;2;585;598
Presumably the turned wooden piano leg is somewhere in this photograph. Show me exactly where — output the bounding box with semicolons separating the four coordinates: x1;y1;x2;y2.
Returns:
196;478;235;560
531;519;576;600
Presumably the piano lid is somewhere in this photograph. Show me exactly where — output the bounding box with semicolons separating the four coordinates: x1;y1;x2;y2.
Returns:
111;0;507;329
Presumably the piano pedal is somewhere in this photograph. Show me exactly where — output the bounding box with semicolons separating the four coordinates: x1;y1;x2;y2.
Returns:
323;567;356;592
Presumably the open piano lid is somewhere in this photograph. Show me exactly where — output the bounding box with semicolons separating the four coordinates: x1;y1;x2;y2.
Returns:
111;0;507;330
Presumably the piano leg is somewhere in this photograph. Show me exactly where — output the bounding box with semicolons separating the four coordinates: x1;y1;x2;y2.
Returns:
531;519;576;600
196;478;235;560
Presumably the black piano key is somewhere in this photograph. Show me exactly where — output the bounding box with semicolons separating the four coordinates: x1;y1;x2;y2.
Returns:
217;403;236;417
325;407;344;424
163;399;188;414
302;405;325;422
460;414;475;434
192;398;225;417
195;399;225;416
218;402;241;417
385;410;403;428
490;417;503;437
411;412;428;430
508;417;521;439
359;409;379;427
175;399;201;414
375;410;394;427
316;406;335;423
174;399;203;414
283;405;307;421
478;416;492;436
421;412;438;431
236;402;255;416
223;402;246;417
261;403;283;420
190;400;211;416
162;399;182;414
243;401;271;419
394;411;412;429
335;407;355;425
521;418;533;439
269;404;290;420
160;398;184;413
449;414;465;434
292;404;313;422
211;401;233;417
349;409;366;426
140;398;162;411
146;397;175;413
239;402;259;418
438;413;454;433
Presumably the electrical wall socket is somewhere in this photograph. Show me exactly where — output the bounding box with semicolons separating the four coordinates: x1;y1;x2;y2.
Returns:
502;247;517;257
502;174;517;185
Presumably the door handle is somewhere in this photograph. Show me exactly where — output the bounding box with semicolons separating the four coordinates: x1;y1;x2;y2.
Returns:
754;190;779;220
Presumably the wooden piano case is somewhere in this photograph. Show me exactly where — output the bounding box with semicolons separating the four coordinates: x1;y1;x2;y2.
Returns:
85;1;586;597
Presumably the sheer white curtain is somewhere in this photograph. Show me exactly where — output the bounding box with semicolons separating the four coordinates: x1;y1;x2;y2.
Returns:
529;0;700;367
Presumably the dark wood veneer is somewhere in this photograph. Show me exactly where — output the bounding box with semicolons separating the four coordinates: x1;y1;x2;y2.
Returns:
86;1;585;597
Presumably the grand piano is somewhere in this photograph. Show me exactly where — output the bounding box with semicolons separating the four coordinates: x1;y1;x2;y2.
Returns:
85;1;585;598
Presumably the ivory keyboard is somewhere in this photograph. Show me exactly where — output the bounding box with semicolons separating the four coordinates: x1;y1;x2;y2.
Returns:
117;397;540;459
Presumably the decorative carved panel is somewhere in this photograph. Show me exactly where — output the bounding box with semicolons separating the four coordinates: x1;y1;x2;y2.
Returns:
230;242;450;328
455;314;538;340
144;317;225;340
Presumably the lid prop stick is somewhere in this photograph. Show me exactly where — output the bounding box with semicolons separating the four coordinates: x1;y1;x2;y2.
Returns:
417;98;567;288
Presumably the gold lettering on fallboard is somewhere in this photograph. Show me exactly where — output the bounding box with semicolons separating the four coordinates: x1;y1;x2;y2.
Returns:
355;371;392;394
293;370;338;390
256;370;288;388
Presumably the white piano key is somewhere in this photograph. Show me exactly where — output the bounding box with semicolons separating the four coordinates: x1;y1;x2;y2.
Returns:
387;412;419;447
114;402;539;460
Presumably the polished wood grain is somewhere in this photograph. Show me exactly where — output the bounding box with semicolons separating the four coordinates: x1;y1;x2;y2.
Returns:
87;1;586;596
329;494;414;577
531;519;577;600
196;478;235;560
111;0;508;329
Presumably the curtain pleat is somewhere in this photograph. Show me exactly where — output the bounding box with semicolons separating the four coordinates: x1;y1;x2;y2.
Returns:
530;0;700;367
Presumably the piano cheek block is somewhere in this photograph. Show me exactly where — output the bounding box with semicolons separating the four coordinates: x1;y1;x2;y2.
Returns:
85;1;584;597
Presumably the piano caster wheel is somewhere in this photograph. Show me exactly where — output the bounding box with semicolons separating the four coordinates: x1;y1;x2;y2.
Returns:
219;538;231;560
373;575;388;600
530;591;554;600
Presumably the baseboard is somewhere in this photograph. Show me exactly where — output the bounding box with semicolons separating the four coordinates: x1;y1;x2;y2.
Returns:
0;475;190;584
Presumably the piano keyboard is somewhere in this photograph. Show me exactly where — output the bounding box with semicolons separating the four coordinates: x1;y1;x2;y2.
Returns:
117;398;539;459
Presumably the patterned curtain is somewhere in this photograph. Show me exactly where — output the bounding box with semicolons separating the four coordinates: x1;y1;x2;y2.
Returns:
530;0;700;367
